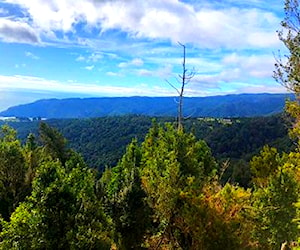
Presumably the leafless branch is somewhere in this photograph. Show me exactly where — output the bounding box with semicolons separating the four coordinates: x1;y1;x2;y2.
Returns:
166;79;181;95
165;42;196;130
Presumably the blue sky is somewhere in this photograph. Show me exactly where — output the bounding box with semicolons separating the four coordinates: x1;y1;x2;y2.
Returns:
0;0;288;111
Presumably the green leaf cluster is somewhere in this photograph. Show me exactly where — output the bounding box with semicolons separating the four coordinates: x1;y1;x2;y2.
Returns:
0;124;113;249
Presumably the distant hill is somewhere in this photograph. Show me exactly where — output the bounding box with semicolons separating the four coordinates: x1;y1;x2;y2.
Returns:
0;93;294;118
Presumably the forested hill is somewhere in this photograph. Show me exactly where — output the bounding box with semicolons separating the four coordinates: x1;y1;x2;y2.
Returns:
0;93;293;118
6;115;293;177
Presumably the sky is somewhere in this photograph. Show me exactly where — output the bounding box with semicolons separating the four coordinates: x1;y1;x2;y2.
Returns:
0;0;289;111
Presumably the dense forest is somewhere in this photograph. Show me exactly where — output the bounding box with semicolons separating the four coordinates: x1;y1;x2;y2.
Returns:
0;0;300;249
0;93;292;119
0;116;298;249
4;114;293;188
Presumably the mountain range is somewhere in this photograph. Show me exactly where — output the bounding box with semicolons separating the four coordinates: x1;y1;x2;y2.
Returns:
0;93;294;119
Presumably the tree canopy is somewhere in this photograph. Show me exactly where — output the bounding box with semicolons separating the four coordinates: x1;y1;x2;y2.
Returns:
0;1;299;248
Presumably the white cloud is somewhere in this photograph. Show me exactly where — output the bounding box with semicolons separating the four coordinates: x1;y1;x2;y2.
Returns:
146;55;223;75
179;52;278;91
15;63;26;68
136;64;173;79
247;31;279;48
118;62;127;68
231;82;287;94
0;73;287;110
76;55;85;61
0;18;40;44
0;74;174;97
87;53;103;62
0;1;285;99
131;58;144;66
106;71;122;77
25;51;39;59
137;69;152;76
118;58;144;68
0;8;9;15
157;64;173;78
76;52;103;63
222;53;276;78
184;83;287;97
84;65;94;71
2;0;281;49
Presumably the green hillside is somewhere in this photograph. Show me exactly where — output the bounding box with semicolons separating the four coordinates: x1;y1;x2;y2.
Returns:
4;114;293;187
0;93;293;118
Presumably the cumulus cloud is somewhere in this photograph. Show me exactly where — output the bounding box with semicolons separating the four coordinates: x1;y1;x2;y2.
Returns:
2;0;281;49
0;1;284;98
222;53;276;78
183;52;277;92
0;19;40;44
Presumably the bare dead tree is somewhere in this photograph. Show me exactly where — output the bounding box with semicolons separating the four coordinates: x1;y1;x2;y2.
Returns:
166;42;195;131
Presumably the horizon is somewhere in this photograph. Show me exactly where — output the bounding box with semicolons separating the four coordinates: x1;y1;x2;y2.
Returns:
0;1;288;111
0;92;292;113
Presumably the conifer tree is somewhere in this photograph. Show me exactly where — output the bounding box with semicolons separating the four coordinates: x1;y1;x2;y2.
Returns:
102;139;151;249
250;147;299;249
39;122;70;165
0;125;26;220
140;123;217;249
0;154;113;249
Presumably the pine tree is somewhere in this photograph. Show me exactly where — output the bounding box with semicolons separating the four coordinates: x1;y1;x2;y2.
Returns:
140;123;217;249
102;139;151;249
251;147;299;249
0;125;26;220
0;154;113;249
